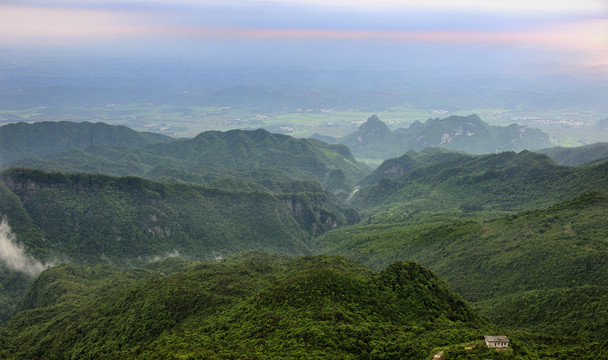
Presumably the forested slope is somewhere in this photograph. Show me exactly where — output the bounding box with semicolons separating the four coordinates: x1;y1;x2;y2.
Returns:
351;150;608;221
0;168;357;325
3;254;487;359
477;285;608;341
539;142;608;165
317;192;608;299
314;192;608;341
0;168;362;263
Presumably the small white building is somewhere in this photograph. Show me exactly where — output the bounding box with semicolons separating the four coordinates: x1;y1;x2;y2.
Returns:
484;335;509;348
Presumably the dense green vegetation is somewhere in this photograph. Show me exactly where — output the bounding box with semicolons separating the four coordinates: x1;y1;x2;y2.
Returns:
0;168;364;263
477;285;608;341
352;149;608;221
1;168;309;263
3;253;604;359
357;148;470;186
338;114;552;160
3;254;488;359
0;269;30;326
0;168;358;325
0;121;173;167
317;192;608;297
2;121;608;358
314;192;608;342
9;128;370;194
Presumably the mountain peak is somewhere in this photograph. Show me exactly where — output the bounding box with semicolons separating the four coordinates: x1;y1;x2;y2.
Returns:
360;114;389;130
357;115;392;139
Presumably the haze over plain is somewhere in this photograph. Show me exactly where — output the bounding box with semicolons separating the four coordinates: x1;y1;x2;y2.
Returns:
1;0;607;142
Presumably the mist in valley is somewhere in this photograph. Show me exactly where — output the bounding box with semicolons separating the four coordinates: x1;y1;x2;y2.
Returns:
0;219;51;277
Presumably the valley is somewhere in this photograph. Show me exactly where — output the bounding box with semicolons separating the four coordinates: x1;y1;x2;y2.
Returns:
0;119;607;359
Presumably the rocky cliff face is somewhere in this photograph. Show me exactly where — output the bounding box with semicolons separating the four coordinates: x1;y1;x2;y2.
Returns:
280;195;343;236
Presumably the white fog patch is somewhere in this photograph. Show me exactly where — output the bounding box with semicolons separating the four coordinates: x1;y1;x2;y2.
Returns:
0;219;52;277
212;251;224;261
148;249;181;263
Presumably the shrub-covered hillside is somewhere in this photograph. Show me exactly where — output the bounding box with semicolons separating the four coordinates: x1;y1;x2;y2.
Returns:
314;192;608;343
3;254;487;359
317;192;608;301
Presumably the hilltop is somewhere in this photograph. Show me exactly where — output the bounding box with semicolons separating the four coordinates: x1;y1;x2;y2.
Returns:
2;254;487;359
338;114;552;160
4;253;604;359
357;148;468;186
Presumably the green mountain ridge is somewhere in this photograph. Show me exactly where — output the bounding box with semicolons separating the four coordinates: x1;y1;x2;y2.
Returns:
357;148;470;186
0;168;359;263
317;191;608;297
1;120;608;358
9;127;370;194
0;121;173;167
4;253;604;359
351;149;608;220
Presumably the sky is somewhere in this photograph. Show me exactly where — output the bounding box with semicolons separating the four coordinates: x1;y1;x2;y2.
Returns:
1;0;607;112
1;0;606;69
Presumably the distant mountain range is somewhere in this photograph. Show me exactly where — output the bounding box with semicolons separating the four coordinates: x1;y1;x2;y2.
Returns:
331;114;552;160
8;126;369;195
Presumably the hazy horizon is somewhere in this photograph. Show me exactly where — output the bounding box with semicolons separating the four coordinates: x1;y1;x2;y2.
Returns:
1;0;607;140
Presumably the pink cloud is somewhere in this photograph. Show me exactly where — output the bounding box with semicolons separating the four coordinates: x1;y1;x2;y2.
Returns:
156;21;605;68
0;5;153;45
163;21;607;53
2;4;605;67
